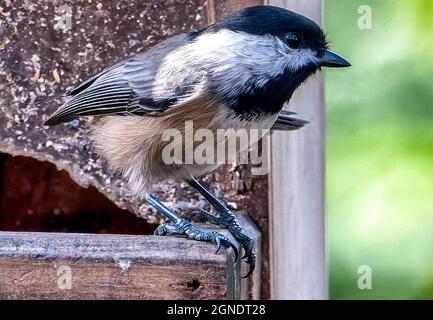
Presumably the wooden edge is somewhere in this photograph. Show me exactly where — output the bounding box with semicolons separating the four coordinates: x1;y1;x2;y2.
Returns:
0;215;261;300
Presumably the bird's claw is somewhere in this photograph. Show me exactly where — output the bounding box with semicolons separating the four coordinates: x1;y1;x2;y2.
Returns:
234;233;256;278
239;237;256;278
211;231;238;262
189;209;256;276
212;233;239;262
215;236;222;254
242;255;256;278
240;237;254;259
154;221;238;262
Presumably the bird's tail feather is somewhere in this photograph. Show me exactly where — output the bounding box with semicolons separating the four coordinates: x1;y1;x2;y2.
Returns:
271;109;309;131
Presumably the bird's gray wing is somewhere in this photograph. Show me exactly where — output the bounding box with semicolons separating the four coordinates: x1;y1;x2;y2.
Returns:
44;34;198;126
271;109;309;131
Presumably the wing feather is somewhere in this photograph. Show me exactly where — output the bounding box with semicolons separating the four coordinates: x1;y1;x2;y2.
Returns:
44;33;196;126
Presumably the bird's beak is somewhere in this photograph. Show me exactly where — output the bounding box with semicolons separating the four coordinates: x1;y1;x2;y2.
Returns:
319;49;351;68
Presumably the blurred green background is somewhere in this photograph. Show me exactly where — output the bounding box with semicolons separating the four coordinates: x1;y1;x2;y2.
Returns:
324;0;433;299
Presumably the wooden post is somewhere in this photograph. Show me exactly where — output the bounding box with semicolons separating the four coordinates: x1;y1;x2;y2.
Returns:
267;0;327;299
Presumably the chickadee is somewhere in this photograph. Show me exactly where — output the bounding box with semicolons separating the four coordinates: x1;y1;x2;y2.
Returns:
44;5;350;277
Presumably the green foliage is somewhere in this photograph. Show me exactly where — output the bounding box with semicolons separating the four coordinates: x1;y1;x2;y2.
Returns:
324;0;433;299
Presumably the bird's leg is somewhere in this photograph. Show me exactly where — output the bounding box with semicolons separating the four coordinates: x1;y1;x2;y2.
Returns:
146;194;238;260
186;177;256;277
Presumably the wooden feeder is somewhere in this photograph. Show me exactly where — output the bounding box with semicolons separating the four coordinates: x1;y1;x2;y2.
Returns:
0;0;325;299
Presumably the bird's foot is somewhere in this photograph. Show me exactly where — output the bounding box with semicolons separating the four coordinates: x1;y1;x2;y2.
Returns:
190;209;256;278
154;219;238;261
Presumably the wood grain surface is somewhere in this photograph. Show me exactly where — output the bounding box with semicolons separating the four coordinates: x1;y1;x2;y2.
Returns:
0;214;261;300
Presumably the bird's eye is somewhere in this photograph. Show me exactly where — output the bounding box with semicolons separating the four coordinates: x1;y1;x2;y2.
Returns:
285;32;302;48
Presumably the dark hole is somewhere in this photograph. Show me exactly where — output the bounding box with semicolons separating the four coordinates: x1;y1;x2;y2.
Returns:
186;278;201;291
0;153;155;235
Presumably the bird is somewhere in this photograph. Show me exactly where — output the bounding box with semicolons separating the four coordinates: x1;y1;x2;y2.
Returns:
44;5;350;277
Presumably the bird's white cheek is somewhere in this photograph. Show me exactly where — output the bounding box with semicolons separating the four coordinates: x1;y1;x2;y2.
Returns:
285;49;318;71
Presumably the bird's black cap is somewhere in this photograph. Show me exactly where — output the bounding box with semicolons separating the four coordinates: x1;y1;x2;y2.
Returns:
204;5;327;53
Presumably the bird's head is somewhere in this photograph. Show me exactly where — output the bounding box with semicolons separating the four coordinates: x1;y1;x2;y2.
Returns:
188;5;351;115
